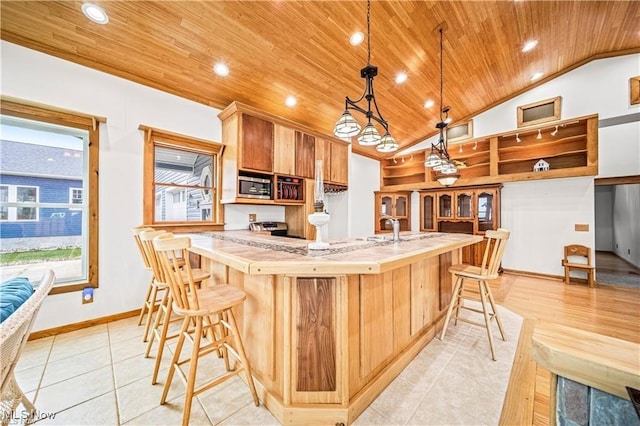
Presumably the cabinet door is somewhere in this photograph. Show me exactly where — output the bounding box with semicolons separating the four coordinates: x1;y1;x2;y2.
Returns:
295;131;316;178
315;138;331;182
241;114;274;172
394;195;409;218
477;189;497;232
455;191;474;219
437;193;453;218
330;141;348;185
273;124;296;176
420;193;436;231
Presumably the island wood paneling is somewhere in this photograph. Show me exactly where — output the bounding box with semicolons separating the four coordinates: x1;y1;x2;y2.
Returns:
410;257;440;335
295;277;336;392
392;266;412;351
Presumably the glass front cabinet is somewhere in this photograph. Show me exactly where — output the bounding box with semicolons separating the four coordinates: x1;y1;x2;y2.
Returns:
375;191;411;233
419;185;501;266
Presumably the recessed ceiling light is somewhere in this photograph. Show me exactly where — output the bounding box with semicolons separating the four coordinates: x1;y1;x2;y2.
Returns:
350;32;364;46
530;71;544;81
285;96;297;107
395;72;408;84
522;40;538;52
424;99;435;108
81;3;109;24
213;63;229;77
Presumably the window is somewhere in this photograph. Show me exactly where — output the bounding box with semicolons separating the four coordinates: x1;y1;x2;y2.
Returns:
140;125;224;231
69;187;83;208
0;185;40;221
0;96;103;294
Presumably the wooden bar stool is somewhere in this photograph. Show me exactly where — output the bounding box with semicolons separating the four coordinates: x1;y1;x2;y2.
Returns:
139;231;210;385
133;226;158;342
440;229;511;360
153;235;259;426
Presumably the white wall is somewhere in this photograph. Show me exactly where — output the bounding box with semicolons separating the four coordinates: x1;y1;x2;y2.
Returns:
1;41;281;331
348;154;380;238
405;53;640;275
612;184;640;268
501;177;595;275
594;186;614;251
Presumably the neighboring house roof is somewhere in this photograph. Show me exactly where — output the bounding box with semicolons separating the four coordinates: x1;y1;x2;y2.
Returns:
0;140;82;178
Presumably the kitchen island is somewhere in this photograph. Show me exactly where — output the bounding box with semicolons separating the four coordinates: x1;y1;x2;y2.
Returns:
187;231;482;425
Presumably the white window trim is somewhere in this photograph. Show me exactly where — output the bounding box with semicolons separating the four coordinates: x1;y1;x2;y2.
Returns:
69;187;83;210
0;184;40;222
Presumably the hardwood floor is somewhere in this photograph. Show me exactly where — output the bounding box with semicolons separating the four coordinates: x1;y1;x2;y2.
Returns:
596;250;640;274
495;273;640;425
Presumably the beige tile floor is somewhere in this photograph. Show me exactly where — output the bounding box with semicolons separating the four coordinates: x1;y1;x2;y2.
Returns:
12;303;522;425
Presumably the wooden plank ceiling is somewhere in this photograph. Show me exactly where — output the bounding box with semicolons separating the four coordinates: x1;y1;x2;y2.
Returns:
1;1;639;159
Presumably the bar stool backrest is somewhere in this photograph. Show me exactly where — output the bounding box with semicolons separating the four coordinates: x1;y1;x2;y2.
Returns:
153;236;200;314
133;226;154;269
139;230;169;285
480;229;511;278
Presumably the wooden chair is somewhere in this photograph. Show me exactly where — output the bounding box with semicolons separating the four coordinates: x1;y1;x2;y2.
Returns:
562;244;596;287
440;229;510;361
133;226;156;342
139;230;210;385
1;271;55;425
153;235;259;426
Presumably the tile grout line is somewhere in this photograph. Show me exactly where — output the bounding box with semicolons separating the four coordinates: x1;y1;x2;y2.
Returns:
107;320;123;426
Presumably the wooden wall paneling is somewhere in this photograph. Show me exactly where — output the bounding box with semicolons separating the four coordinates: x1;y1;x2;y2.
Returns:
358;272;394;381
490;136;499;176
347;274;362;399
237;273;276;386
410;259;427;335
392;265;412;351
273;124;296;176
586;116;598;168
439;251;454;311
315;138;332;182
295;131;316;178
240;114;274;172
291;276;343;404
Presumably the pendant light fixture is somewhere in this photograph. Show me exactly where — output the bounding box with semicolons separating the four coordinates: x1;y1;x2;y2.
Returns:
333;0;398;153
424;27;459;186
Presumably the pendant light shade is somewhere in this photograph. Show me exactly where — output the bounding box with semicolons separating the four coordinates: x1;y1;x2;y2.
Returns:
376;133;399;153
333;110;361;138
358;122;382;146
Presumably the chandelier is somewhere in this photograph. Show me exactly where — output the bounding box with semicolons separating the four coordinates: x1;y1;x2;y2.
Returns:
333;0;398;153
424;28;459;186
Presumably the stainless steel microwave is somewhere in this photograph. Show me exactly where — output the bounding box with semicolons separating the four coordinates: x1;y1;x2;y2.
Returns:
238;175;272;200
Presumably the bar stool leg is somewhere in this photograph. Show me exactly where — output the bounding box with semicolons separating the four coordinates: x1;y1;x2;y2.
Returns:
181;315;203;426
161;316;189;405
483;280;506;341
138;276;154;326
479;280;497;361
145;288;168;358
440;275;463;341
142;285;159;342
151;296;173;385
227;309;259;406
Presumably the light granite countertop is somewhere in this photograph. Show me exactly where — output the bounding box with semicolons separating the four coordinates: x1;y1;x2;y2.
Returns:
185;230;482;275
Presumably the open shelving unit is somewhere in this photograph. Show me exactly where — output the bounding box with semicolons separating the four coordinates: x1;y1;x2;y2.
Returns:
380;114;598;190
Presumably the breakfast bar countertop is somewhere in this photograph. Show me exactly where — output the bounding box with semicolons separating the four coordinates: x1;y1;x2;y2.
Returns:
186;230;482;275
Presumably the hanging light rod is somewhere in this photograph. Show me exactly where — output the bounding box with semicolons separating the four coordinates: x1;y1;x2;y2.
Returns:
424;25;459;186
333;0;398;153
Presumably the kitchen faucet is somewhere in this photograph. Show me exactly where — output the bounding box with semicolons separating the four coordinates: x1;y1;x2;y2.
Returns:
385;217;401;242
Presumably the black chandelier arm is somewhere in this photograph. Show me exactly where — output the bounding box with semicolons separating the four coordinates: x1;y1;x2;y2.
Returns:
344;98;390;134
366;78;390;132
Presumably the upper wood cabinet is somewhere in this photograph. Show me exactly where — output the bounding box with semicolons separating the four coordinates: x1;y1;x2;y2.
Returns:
273;124;296;176
241;114;273;173
295;131;315;178
316;138;349;185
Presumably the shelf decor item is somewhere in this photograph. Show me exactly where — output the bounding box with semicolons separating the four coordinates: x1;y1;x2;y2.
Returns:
423;27;460;186
333;0;398;153
533;159;550;172
308;160;330;250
